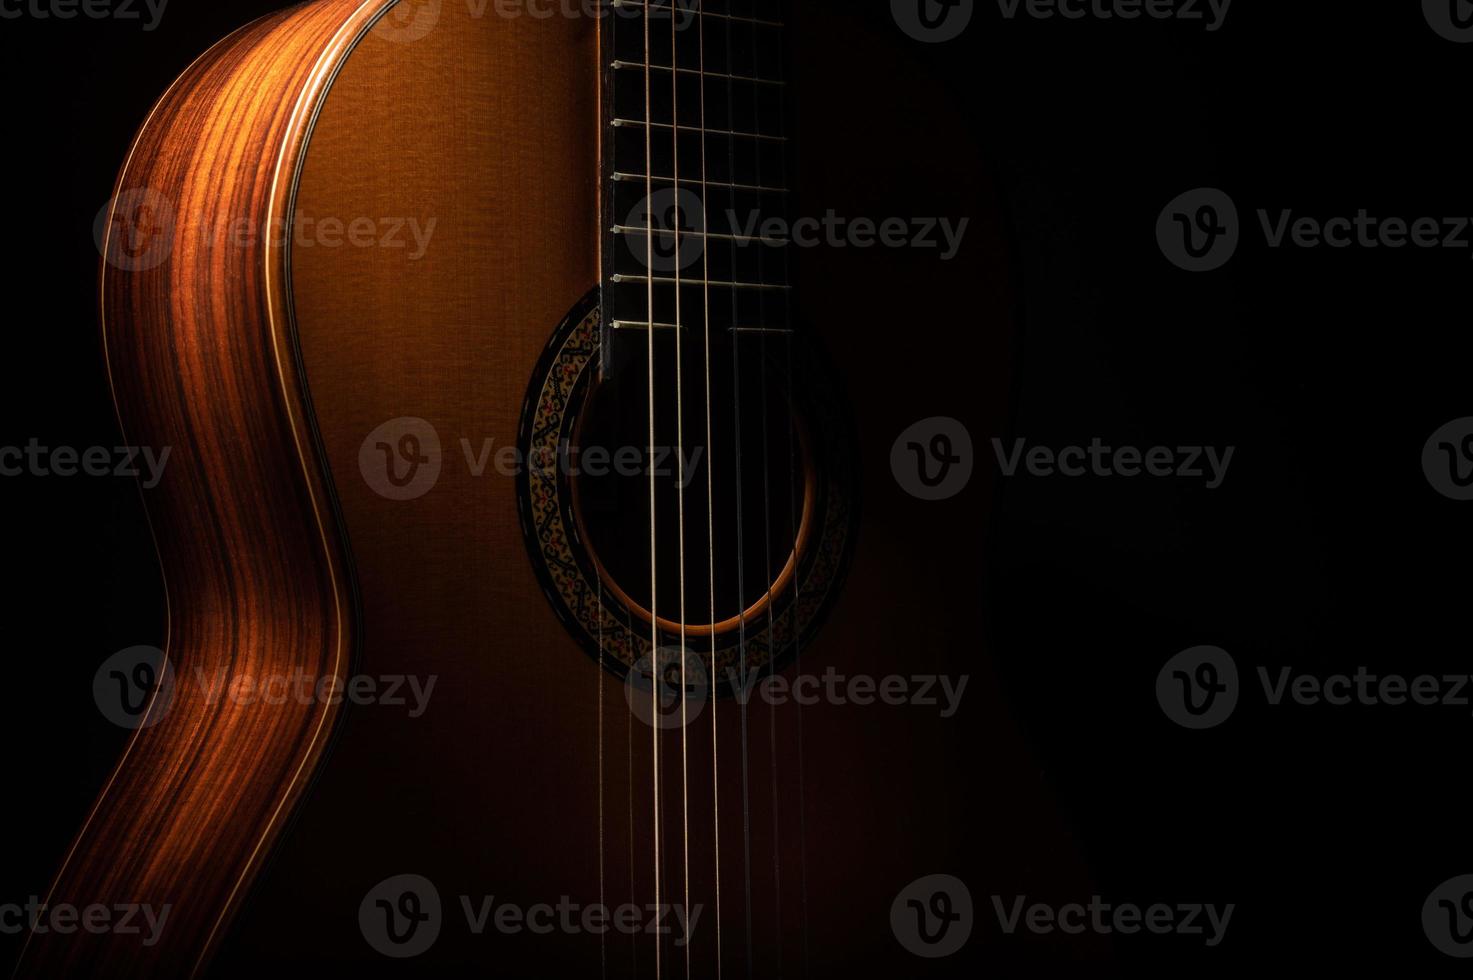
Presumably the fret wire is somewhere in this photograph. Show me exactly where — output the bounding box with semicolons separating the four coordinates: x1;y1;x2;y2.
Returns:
603;324;795;336
612;173;788;194
611;225;790;246
612;118;787;142
602;0;795;350
611;273;792;291
611;320;686;330
610;60;785;87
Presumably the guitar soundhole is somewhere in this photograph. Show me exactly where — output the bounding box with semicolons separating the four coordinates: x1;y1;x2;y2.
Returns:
571;349;813;634
516;293;854;681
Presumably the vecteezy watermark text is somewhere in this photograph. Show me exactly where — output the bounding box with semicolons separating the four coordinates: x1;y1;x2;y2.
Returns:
722;210;969;261
996;0;1231;31
93;645;438;729
1158;645;1473;729
993;438;1235;489
1159;187;1473;271
359;874;702;958
359;416;711;501
992;895;1234;946
0;440;170;488
96;189;438;271
0;899;169;947
626;650;970;729
371;0;705;44
0;0;168;30
894;0;1231;43
624;190;971;270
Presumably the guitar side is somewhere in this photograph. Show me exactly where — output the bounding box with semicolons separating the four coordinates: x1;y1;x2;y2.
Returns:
18;2;390;975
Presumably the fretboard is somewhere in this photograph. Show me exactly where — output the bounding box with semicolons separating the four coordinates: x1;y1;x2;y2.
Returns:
600;0;794;374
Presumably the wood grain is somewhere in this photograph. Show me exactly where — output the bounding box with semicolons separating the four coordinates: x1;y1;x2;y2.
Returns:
17;2;391;976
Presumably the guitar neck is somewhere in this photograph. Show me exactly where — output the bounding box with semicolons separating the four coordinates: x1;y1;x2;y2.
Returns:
600;0;795;375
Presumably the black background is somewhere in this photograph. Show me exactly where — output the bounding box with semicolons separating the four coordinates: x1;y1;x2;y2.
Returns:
2;0;1469;975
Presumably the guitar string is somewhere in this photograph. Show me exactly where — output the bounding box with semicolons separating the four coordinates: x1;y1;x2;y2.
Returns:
598;572;607;980
767;4;811;969
614;23;635;969
695;2;723;976
667;6;693;980
595;13;608;980
628;623;640;978
716;5;756;975
641;4;663;978
595;17;605;980
597;3;609;962
744;4;786;973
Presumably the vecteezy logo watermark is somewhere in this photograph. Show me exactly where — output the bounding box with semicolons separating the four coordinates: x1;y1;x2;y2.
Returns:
0;440;172;488
625;194;971;267
93;646;175;730
1157;187;1239;272
93;646;439;729
494;0;700;22
996;0;1231;31
0;0;169;30
372;0;701;44
1422;417;1473;501
1424;875;1473;957
1424;0;1473;43
1156;645;1238;729
359;874;704;958
629;664;971;728
94;190;438;271
360;417;443;501
727;211;970;261
625;647;710;729
891;874;973;957
1158;647;1473;730
360;420;712;500
993;438;1235;489
1162;188;1473;270
892;0;974;43
360;874;442;958
460;896;702;946
892;417;974;501
372;0;441;42
625;187;706;273
992;896;1234;946
95;188;176;271
0;899;170;947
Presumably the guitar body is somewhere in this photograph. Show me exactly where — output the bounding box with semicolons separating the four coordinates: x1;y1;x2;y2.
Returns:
25;1;1102;976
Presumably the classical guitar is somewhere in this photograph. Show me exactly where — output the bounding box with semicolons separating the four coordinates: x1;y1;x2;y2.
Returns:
21;1;1082;975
